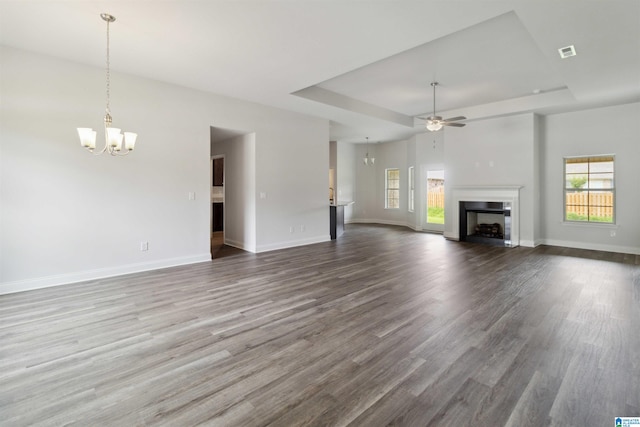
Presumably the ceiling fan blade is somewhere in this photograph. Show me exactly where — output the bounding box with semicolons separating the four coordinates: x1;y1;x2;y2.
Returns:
443;122;466;127
443;116;466;122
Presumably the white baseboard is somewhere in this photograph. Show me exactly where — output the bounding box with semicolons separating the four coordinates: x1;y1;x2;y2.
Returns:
347;219;407;227
443;231;458;240
540;239;640;255
256;235;330;253
224;238;256;253
0;254;212;295
351;223;639;254
519;239;536;248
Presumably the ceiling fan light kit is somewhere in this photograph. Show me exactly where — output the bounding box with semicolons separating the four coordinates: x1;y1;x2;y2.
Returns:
426;118;443;131
423;82;466;132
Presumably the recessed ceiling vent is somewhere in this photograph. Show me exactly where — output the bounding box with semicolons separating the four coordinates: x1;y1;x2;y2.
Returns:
558;45;577;59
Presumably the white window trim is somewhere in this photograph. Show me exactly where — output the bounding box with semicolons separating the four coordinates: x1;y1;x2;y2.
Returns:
408;166;415;212
563;154;616;225
385;168;400;210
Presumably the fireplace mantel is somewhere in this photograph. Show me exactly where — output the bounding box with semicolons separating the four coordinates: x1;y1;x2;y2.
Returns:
449;186;523;247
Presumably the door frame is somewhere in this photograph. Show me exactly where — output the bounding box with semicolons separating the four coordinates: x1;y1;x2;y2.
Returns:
422;166;445;233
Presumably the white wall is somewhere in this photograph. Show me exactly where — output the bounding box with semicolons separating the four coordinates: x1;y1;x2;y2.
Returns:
211;133;256;252
336;141;356;222
0;46;330;294
347;106;639;255
353;140;408;226
541;102;640;254
444;113;537;246
254;121;330;252
350;132;444;231
349;115;536;243
415;131;445;231
533;114;542;245
406;136;418;229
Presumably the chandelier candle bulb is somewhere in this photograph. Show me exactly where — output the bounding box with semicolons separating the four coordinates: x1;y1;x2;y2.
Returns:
115;134;124;151
77;128;97;149
107;128;122;148
124;132;137;151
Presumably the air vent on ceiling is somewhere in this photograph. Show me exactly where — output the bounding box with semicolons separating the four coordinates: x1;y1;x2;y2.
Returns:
558;45;577;59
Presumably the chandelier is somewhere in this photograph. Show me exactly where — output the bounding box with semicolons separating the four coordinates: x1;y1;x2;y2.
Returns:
363;137;375;166
77;13;137;156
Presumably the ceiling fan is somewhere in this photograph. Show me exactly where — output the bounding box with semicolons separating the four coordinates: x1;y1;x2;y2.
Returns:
418;82;466;131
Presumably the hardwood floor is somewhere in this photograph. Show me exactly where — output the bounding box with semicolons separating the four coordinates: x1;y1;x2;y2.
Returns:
1;224;639;426
211;231;243;260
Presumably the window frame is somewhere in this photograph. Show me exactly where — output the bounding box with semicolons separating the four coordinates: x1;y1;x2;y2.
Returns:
408;166;415;212
385;168;400;209
563;155;615;224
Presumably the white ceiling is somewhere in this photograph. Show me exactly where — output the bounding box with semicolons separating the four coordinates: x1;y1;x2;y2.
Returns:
1;1;639;143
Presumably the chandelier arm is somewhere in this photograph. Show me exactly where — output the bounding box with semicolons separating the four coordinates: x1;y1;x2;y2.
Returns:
109;148;132;156
92;146;108;156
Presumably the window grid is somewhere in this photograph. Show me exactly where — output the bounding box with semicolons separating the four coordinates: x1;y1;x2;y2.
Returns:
564;155;615;223
385;168;400;209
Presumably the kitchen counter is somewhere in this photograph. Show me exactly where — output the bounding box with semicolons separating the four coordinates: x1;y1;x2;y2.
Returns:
330;201;353;239
330;201;355;207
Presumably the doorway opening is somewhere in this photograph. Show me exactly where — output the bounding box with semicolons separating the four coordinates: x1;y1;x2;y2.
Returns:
211;156;224;258
425;169;445;231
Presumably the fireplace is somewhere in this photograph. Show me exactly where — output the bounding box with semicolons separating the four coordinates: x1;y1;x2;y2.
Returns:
449;186;522;248
459;201;512;247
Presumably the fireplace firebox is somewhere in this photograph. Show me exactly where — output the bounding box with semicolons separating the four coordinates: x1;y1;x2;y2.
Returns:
459;201;512;247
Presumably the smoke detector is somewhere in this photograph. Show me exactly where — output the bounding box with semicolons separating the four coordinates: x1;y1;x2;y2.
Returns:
558;45;577;59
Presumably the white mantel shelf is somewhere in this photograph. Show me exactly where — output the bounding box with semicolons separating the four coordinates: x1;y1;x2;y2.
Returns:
449;186;523;247
452;185;524;191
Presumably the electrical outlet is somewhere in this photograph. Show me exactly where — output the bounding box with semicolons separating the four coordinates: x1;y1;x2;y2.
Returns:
300;225;305;232
289;226;294;233
188;192;196;200
140;241;149;251
610;230;616;237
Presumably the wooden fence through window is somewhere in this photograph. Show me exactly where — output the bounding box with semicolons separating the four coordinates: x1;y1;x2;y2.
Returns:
565;192;613;218
427;189;445;209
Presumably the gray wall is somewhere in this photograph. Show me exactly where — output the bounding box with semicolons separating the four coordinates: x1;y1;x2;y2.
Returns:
348;105;640;254
211;132;257;252
1;46;330;294
444;113;537;246
336;141;356;222
541;102;640;253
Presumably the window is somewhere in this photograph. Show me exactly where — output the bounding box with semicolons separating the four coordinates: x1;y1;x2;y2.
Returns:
385;168;400;209
564;155;614;223
408;166;415;212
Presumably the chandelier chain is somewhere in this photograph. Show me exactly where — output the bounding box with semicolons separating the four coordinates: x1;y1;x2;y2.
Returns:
105;17;111;116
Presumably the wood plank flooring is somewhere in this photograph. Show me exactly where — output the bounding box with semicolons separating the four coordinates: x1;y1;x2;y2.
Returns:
1;224;639;426
211;232;243;260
